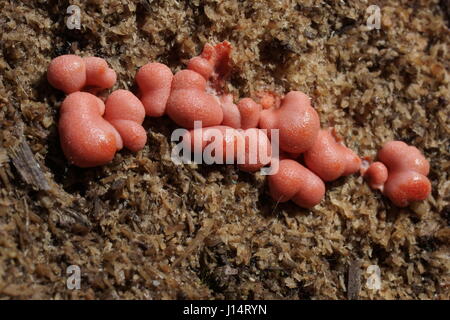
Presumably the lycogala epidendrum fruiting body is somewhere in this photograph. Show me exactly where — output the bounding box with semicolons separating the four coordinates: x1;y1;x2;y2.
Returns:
83;56;117;93
219;95;263;130
303;129;361;182
236;98;262;129
362;161;388;191
259;91;320;154
47;55;116;94
165;42;234;129
135;62;173;117
187;41;232;86
58;92;122;167
57;90;146;167
104;89;147;152
167;41;263;131
219;94;242;129
267;159;325;208
181;125;242;164
166;69;224;128
363;141;431;207
47;55;86;94
47;41;432;209
236;128;272;173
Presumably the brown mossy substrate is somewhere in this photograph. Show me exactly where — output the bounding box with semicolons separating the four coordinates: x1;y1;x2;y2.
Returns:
0;0;449;299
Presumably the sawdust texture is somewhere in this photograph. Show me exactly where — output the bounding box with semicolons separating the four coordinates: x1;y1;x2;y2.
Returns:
0;0;449;299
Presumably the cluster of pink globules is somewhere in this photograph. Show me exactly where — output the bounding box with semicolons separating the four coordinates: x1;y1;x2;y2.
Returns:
47;41;431;208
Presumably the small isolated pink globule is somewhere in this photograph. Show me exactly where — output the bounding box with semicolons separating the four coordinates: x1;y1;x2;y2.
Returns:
364;141;431;207
362;161;388;191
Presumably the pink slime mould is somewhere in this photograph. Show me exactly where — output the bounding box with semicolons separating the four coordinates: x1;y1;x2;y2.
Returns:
219;94;241;128
58;90;146;167
104;89;147;152
362;161;388;191
47;41;432;209
134;42;261;130
259;91;320;154
83;57;117;93
47;55;116;94
164;42;234;128
303;129;361;181
135;62;173;117
236;98;263;129
166;69;224;128
237;128;272;172
187;40;232;87
219;95;262;129
169;41;262;130
58;92;122;167
267;159;325;208
363;141;431;207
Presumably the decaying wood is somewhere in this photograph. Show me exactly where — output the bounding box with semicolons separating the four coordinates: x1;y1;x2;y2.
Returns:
56;207;92;230
172;219;215;267
9;138;50;191
347;259;361;300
